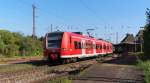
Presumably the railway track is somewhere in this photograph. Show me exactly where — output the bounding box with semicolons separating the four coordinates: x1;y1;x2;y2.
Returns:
0;59;96;83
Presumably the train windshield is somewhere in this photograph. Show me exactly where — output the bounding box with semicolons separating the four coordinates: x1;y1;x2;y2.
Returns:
47;32;64;48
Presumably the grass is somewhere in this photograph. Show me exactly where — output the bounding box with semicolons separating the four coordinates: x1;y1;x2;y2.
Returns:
0;55;42;64
47;77;72;83
138;60;150;83
0;55;43;73
128;52;150;83
0;64;35;73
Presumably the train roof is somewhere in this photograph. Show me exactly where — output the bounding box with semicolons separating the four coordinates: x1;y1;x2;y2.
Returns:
69;32;112;44
46;31;112;44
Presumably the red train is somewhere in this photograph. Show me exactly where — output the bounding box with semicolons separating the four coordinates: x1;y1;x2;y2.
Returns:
43;31;113;63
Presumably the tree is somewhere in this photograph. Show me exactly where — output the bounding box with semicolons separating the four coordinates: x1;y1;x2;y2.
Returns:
0;40;5;56
0;29;43;57
143;8;150;59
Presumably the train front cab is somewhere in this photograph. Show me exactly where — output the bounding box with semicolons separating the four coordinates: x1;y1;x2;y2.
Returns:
44;32;64;63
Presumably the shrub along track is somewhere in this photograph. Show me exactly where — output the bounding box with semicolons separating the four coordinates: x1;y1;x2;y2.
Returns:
0;59;97;83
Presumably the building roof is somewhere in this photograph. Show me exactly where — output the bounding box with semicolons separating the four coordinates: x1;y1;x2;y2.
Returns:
121;33;135;44
135;30;144;43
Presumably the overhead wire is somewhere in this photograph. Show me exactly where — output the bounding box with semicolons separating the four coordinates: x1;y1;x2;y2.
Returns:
79;0;98;17
79;0;108;25
18;0;69;24
79;0;114;38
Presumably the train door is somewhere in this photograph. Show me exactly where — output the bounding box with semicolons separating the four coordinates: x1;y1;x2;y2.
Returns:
102;42;104;54
81;39;85;56
93;41;96;55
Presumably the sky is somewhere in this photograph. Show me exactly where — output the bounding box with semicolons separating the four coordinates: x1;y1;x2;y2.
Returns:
0;0;150;43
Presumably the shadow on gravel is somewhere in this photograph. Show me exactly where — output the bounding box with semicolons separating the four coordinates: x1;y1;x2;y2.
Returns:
104;53;138;65
16;60;52;66
16;60;70;67
16;52;138;67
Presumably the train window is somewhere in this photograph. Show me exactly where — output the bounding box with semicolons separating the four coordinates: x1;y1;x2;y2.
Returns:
96;44;97;49
98;44;100;49
96;44;99;49
110;46;112;49
86;43;89;49
96;45;97;49
74;41;78;49
85;43;87;49
87;43;89;49
104;45;106;50
78;42;81;49
47;32;63;48
74;41;81;49
100;45;102;50
108;46;109;50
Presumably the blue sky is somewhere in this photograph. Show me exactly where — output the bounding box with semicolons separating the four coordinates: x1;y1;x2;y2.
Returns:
0;0;150;43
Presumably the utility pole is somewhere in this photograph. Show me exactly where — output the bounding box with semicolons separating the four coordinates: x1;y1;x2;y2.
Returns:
135;38;137;52
32;4;36;39
50;24;53;32
116;32;118;44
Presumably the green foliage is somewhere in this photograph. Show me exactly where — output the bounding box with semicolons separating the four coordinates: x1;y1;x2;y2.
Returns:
0;40;5;56
0;29;43;57
4;44;19;57
143;8;150;59
138;60;150;83
19;37;43;56
0;30;15;44
0;64;34;73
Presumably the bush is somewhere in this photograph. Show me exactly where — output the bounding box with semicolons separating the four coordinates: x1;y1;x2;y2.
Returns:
0;40;5;56
0;30;43;57
138;60;150;83
4;44;19;57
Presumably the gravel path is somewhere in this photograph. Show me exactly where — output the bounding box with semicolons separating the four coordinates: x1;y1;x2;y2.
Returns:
73;54;145;83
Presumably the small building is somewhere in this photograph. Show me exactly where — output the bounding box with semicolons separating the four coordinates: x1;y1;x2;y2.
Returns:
114;30;144;53
114;33;136;53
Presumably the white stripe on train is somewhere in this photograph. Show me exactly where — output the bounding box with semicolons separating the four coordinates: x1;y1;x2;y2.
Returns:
61;52;112;58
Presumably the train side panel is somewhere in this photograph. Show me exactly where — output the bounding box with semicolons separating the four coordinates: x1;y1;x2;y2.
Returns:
60;32;71;57
44;31;113;62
